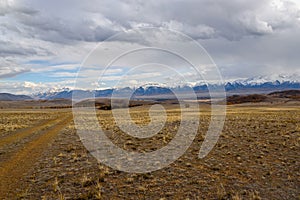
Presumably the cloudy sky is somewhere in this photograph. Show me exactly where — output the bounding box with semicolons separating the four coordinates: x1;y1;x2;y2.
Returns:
0;0;300;94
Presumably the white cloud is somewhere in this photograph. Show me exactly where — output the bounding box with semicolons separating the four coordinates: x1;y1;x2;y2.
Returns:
163;20;216;39
0;80;76;94
0;58;30;78
0;0;300;94
238;13;273;35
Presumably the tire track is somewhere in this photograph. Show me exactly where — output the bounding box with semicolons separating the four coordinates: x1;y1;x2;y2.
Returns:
0;115;73;198
0;116;64;148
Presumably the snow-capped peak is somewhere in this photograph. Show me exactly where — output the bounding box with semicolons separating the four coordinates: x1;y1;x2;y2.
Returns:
229;74;300;86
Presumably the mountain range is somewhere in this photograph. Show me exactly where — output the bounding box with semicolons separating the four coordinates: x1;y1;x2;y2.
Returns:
1;74;299;101
32;74;299;100
0;93;33;101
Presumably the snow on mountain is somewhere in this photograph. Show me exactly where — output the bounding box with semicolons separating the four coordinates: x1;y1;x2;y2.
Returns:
233;74;300;85
31;74;299;99
32;87;72;99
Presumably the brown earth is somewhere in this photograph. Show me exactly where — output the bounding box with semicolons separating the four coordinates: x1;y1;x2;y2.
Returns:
0;103;299;199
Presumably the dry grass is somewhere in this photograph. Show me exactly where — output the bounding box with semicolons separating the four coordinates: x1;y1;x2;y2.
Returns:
0;110;68;136
0;104;299;199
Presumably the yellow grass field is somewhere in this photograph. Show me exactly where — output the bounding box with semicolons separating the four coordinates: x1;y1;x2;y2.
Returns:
0;103;299;199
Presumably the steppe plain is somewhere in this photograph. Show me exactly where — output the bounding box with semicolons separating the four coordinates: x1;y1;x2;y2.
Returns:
0;98;299;199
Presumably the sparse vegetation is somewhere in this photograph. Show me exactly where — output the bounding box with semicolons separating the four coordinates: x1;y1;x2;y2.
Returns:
0;102;299;199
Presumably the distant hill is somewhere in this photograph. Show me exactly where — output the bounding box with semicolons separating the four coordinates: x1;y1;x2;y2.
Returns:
268;90;300;99
0;93;33;101
227;94;267;104
1;89;299;109
0;99;72;109
226;90;300;104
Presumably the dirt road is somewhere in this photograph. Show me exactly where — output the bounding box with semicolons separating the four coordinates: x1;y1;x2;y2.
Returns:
0;114;73;198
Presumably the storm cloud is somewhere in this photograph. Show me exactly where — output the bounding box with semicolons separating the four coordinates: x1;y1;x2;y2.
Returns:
0;0;299;92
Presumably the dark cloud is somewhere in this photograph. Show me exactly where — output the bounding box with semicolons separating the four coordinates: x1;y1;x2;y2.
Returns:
17;15;120;44
0;0;299;84
0;0;38;16
10;0;299;44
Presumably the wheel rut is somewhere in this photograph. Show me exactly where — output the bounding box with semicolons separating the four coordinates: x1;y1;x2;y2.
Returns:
0;115;73;198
